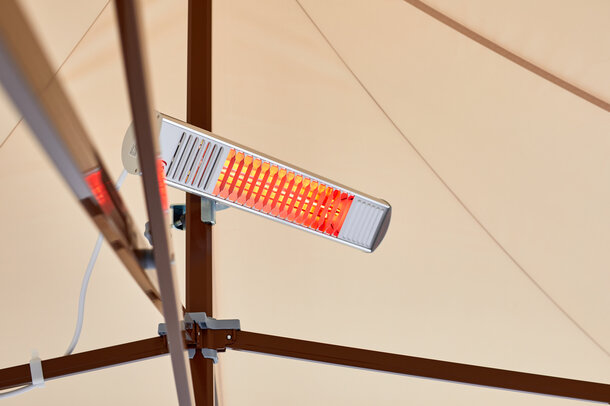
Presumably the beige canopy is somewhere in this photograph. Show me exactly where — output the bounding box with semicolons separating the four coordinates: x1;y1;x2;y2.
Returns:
0;0;608;404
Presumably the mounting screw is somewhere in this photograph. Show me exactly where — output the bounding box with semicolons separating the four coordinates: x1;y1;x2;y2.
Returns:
226;334;232;340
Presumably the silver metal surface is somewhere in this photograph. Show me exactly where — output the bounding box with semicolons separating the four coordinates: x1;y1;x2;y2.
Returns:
161;115;390;209
158;114;391;252
185;313;241;331
166;179;375;253
201;349;219;364
122;113;390;252
200;198;216;225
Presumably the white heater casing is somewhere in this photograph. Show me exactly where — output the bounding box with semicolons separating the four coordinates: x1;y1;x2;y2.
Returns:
122;113;391;252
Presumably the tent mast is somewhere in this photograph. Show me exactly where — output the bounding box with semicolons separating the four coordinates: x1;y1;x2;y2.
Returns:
186;1;215;405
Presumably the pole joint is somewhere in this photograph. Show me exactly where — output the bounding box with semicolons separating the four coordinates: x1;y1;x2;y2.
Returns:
158;313;240;363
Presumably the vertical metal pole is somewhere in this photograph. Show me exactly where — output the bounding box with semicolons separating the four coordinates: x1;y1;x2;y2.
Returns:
186;1;214;405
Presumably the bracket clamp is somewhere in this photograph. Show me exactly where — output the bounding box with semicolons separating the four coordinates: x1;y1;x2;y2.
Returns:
158;313;240;364
186;348;218;363
201;348;219;364
184;312;241;331
157;320;186;336
200;198;229;225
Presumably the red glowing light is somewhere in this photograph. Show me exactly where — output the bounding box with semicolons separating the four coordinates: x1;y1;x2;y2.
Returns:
157;158;169;212
212;149;355;238
85;169;113;214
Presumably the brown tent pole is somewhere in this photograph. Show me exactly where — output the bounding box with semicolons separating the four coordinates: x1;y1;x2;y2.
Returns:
186;1;214;405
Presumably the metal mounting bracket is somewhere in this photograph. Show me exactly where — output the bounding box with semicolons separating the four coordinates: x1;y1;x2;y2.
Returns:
157;323;169;336
157;320;186;337
200;198;229;225
170;204;186;230
158;314;240;363
186;348;217;363
201;348;219;364
163;199;229;229
184;312;241;331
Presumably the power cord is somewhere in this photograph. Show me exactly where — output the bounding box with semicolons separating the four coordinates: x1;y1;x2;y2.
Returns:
0;385;34;400
65;169;128;356
0;169;128;399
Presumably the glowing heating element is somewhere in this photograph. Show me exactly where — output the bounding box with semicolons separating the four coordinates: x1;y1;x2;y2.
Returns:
212;149;355;237
156;114;391;252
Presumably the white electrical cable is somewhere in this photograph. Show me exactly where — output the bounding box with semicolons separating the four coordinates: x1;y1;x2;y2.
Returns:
0;169;129;400
65;169;128;356
0;384;34;399
63;232;104;356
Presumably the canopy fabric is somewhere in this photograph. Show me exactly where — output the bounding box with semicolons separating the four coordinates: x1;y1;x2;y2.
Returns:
0;0;608;404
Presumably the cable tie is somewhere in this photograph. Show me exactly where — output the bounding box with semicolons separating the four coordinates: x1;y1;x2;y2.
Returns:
29;350;44;388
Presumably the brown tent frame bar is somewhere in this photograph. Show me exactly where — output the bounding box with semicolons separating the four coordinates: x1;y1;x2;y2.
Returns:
0;0;608;404
1;329;608;403
218;330;610;403
0;338;169;391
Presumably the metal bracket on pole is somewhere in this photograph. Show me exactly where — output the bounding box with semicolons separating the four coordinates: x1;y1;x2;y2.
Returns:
159;314;240;363
201;348;218;364
185;313;240;364
200;198;229;225
157;320;186;337
163;200;229;228
184;312;241;331
170;204;186;230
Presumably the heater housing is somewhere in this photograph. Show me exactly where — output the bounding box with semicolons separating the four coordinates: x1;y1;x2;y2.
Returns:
122;113;391;252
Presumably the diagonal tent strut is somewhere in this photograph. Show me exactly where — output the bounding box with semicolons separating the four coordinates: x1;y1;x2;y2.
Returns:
0;0;163;312
114;1;195;405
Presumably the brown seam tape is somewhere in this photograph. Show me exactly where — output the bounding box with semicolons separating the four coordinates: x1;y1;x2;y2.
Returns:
403;0;610;113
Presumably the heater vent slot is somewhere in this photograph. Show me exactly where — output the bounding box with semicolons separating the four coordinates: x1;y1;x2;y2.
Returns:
165;132;187;178
165;133;225;193
338;198;386;248
198;144;224;193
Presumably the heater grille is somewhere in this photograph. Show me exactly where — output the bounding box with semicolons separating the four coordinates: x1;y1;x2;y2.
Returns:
212;148;355;238
157;114;390;252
